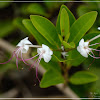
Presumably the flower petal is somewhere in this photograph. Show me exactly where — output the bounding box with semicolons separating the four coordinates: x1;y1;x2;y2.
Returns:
43;54;52;63
77;46;88;58
79;38;84;47
22;45;29;53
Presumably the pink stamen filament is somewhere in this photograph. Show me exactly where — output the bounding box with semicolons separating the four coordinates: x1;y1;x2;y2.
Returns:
14;53;39;61
29;53;43;70
88;52;100;59
91;49;100;51
16;47;21;69
0;47;20;64
89;43;100;46
36;58;41;82
88;51;95;69
21;50;30;66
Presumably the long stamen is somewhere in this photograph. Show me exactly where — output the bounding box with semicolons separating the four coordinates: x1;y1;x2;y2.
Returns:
0;52;15;64
14;53;39;61
29;57;39;70
29;53;43;70
91;49;100;51
16;48;21;69
88;34;100;42
36;58;41;82
88;52;100;59
21;50;30;66
88;51;95;70
89;43;100;46
0;47;21;64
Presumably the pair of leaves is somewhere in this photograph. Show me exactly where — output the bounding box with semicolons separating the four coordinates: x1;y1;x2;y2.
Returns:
68;11;97;44
56;4;75;44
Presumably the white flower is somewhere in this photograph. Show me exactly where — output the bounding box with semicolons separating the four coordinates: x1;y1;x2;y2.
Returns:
77;34;100;59
77;39;90;58
37;44;53;63
17;37;32;53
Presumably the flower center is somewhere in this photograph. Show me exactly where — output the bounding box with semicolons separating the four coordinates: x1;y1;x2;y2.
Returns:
84;46;88;49
42;50;45;54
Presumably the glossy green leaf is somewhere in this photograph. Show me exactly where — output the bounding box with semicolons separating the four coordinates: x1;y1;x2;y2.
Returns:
40;59;61;72
62;41;75;49
69;71;98;85
22;19;55;49
56;4;76;35
40;69;64;88
60;8;70;40
68;11;97;44
30;15;61;48
67;32;100;66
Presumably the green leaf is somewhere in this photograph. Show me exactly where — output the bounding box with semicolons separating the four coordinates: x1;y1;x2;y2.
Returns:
22;19;55;49
62;41;75;49
40;69;64;88
56;4;76;35
69;71;98;85
40;59;61;72
68;11;97;44
30;15;61;48
0;20;15;38
13;17;30;34
67;32;100;66
60;8;70;41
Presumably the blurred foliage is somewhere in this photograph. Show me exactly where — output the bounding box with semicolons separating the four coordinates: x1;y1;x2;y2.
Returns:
0;20;15;37
0;0;12;8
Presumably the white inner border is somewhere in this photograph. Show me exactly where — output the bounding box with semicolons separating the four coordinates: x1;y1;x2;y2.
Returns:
0;0;100;99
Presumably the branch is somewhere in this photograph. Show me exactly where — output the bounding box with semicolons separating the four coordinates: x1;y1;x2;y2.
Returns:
0;38;80;99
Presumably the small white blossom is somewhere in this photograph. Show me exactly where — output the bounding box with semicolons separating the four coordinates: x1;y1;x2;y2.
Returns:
17;37;32;53
77;34;100;59
37;44;53;63
77;39;90;57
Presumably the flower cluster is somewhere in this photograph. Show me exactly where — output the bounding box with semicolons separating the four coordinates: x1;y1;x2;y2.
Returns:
1;33;100;81
0;37;53;82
